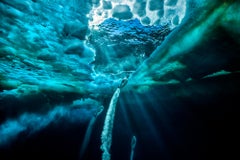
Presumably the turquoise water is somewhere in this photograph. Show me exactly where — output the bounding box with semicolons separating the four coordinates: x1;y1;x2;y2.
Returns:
0;0;240;160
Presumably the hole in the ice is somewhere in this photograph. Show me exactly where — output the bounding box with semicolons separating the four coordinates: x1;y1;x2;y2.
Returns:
88;0;186;28
87;0;186;79
88;18;171;79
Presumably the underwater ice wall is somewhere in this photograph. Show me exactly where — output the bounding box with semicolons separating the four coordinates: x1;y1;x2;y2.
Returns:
0;0;108;145
0;0;122;127
0;0;96;94
89;0;186;28
128;0;240;90
0;0;186;111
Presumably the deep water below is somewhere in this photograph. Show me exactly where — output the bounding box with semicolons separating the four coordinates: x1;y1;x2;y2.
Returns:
1;74;239;160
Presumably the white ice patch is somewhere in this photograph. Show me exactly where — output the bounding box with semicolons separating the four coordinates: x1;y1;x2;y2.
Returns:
88;0;186;29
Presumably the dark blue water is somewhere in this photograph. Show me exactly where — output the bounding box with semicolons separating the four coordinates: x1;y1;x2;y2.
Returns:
1;74;239;160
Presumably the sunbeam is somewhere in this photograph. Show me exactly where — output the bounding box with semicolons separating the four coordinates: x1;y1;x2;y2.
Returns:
79;105;104;160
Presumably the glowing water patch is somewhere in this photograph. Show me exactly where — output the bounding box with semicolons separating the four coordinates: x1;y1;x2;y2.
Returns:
202;70;231;79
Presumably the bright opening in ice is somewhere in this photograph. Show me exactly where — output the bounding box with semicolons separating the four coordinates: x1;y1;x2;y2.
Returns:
89;0;186;29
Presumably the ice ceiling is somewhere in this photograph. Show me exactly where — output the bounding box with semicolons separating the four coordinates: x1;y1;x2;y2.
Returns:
89;0;186;28
0;0;187;107
0;0;240;156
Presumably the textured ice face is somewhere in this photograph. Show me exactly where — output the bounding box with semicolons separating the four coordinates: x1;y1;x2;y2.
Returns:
89;0;186;28
128;0;240;92
89;18;171;79
0;0;188;105
1;0;240;102
0;0;175;102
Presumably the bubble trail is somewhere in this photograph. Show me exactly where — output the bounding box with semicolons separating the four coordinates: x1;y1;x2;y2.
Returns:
100;77;128;160
130;135;137;160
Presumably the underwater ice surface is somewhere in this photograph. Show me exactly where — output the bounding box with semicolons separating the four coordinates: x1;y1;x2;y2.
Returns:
0;0;240;160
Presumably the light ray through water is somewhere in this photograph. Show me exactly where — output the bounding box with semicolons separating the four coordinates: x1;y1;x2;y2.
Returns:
79;105;104;160
121;91;168;158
